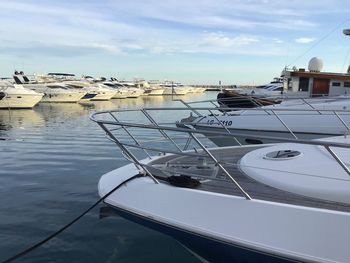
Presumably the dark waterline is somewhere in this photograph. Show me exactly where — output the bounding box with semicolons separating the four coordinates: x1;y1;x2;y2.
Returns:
0;92;218;263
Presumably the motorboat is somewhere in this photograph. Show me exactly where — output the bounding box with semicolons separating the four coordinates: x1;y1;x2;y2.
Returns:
60;81;97;101
13;74;86;103
89;83;118;100
161;83;189;95
91;107;350;263
118;81;145;98
0;80;43;109
180;96;350;146
61;80;116;101
141;81;165;96
103;81;144;98
217;89;282;109
14;83;85;103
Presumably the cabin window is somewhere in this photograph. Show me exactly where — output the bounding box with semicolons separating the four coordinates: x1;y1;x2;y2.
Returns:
298;77;309;91
344;82;350;88
332;82;341;87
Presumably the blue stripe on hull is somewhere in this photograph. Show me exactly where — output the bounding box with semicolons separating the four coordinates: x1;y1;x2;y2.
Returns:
108;205;302;263
82;93;97;99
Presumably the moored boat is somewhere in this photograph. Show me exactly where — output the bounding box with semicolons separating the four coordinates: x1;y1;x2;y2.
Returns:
91;107;350;263
178;96;350;146
0;81;43;109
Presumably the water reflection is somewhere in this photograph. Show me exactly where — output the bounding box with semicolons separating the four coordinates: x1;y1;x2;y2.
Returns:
0;109;44;131
0;92;217;263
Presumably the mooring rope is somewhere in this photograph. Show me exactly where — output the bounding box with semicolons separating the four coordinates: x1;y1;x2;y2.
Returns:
1;174;142;263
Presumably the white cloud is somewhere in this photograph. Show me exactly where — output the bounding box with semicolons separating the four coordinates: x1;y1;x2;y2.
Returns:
0;0;347;80
200;32;259;48
273;38;284;44
295;37;316;44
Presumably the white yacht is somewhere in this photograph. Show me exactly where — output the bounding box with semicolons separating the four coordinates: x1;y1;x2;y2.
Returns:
180;96;350;146
119;82;144;98
60;80;116;101
107;81;130;98
62;81;100;101
91;107;350;263
13;74;85;103
14;83;85;103
141;81;165;96
0;80;43;109
90;83;118;100
162;83;189;95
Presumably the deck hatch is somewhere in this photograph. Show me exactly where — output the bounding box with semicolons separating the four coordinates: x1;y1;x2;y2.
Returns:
264;150;302;160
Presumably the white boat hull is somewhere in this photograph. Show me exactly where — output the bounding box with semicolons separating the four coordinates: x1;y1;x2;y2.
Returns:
112;91;128;99
162;87;188;95
126;89;144;98
91;91;115;101
0;93;43;108
40;92;84;103
192;113;350;146
143;88;164;96
99;162;350;263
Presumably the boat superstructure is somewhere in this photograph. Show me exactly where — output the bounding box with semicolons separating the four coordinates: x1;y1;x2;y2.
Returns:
91;106;350;263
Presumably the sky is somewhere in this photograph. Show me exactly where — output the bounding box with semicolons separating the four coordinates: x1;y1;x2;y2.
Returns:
1;0;350;85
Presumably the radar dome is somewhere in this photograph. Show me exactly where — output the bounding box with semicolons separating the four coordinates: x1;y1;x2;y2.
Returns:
308;57;323;72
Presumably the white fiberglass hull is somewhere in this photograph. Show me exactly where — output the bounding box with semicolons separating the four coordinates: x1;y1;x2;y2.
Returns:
192;113;350;146
99;161;350;263
40;92;84;103
162;87;188;95
126;89;144;98
91;91;115;101
193;125;341;146
144;88;164;96
0;93;43;108
112;91;128;99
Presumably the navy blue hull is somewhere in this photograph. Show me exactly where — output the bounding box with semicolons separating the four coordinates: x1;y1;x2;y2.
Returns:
107;205;303;263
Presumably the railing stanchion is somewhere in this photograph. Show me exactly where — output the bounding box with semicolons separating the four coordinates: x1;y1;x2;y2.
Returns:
97;122;159;184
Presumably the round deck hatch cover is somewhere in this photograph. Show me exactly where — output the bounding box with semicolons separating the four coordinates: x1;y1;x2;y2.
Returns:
264;150;302;160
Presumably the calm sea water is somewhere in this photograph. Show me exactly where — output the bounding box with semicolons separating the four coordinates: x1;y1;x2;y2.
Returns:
0;92;218;263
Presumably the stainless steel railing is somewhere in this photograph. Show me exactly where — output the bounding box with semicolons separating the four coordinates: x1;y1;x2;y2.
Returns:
91;104;350;200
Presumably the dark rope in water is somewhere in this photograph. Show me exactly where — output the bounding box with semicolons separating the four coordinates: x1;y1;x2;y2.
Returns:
1;174;142;263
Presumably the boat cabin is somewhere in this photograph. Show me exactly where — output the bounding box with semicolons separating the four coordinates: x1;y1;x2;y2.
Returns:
283;57;350;97
285;70;350;97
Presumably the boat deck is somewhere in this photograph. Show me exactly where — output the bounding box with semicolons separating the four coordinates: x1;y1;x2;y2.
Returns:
149;146;350;213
